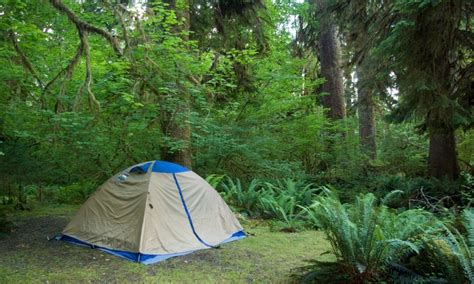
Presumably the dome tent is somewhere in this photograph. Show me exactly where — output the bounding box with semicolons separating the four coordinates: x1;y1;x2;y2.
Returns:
57;161;245;264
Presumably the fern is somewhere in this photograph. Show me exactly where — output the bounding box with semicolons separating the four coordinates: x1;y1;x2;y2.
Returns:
205;174;226;189
220;178;265;217
263;179;320;207
260;194;306;232
381;189;404;206
302;190;428;282
424;209;474;283
463;208;474;257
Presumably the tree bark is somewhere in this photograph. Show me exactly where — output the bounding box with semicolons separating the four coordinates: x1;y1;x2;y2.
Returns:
415;2;461;181
159;0;193;169
356;63;376;159
428;128;459;180
316;0;346;120
160;106;193;168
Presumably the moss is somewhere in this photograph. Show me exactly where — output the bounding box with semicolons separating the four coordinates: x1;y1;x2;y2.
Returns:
0;204;333;283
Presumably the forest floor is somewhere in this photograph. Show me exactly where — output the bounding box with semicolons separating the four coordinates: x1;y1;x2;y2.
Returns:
0;204;333;283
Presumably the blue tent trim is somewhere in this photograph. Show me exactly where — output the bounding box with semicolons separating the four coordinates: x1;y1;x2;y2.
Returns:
129;162;153;174
58;230;245;265
151;161;189;173
172;173;214;248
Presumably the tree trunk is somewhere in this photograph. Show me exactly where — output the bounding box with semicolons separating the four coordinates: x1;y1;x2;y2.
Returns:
159;0;192;169
316;0;346;120
233;33;255;93
401;0;462;181
428;128;459;180
356;64;376;159
160;107;193;168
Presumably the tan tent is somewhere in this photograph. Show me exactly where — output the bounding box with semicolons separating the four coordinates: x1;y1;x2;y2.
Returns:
58;161;245;264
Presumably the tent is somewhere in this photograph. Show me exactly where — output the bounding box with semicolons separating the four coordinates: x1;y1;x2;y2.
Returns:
57;160;245;264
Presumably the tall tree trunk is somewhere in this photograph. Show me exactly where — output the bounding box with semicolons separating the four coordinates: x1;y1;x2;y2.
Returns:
428;129;459;180
409;1;462;181
159;0;192;169
356;63;376;159
316;0;346;120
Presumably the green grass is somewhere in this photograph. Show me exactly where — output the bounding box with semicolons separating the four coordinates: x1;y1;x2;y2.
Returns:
13;203;81;218
0;204;333;283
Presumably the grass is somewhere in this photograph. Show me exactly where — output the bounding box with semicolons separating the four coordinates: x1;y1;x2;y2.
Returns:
0;204;333;283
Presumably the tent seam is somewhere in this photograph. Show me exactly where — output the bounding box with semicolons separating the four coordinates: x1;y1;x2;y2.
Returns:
137;161;155;253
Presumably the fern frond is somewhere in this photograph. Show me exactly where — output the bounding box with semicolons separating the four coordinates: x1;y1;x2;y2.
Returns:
381;190;404;206
462;208;474;255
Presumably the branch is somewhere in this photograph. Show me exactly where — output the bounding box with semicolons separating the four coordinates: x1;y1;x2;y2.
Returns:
101;1;131;55
73;30;100;112
114;3;132;54
48;0;123;56
47;37;83;112
8;30;44;88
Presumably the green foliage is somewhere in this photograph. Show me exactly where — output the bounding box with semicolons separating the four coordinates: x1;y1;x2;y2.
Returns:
458;130;474;172
218;178;321;231
460;172;474;207
413;209;473;283
204;174;226;189
0;180;98;207
259;179;320;232
262;179;319;209
376;122;428;176
297;190;474;283
0;4;471;284
55;181;98;204
260;195;306;232
3;0;467;198
301;189;434;282
220;178;264;217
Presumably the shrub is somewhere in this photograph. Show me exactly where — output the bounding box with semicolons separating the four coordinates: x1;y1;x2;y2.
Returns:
56;181;99;204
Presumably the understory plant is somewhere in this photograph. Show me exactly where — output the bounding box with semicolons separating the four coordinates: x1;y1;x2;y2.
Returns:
420;208;474;283
259;193;306;232
300;189;434;282
205;174;226;189
259;179;321;231
220;178;264;217
219;178;321;231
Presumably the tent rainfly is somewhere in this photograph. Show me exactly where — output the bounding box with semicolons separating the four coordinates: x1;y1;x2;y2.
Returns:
57;161;245;264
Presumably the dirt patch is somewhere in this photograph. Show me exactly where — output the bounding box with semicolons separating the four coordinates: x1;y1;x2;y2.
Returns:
0;216;67;252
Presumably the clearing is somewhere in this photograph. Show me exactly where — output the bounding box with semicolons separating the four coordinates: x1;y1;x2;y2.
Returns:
0;204;332;283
